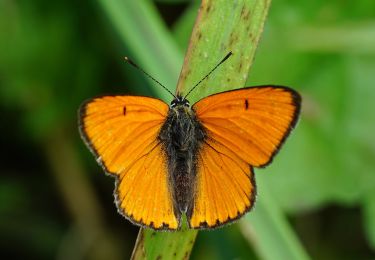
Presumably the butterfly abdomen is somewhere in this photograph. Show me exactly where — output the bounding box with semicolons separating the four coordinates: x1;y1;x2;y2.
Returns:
158;102;206;215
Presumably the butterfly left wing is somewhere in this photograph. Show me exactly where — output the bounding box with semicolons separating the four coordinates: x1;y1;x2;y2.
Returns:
189;86;301;228
79;96;179;230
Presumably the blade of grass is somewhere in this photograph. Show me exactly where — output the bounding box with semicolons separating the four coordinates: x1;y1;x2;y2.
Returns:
287;23;375;54
99;0;310;259
240;177;310;260
45;129;123;259
97;0;183;100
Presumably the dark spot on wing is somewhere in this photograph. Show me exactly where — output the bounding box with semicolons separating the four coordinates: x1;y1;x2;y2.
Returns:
123;106;127;115
245;99;249;110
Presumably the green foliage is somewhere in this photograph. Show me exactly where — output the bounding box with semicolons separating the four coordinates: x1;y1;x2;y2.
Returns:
0;0;374;259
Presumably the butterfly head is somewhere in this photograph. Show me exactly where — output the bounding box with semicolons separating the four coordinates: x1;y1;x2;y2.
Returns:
170;95;190;109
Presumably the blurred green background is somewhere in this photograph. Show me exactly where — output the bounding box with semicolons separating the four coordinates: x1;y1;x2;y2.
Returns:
1;0;375;259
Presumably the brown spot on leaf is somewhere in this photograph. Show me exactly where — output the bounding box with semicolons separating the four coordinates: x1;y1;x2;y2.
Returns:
229;37;234;46
206;4;211;13
238;63;243;72
241;5;245;16
229;33;238;46
244;10;251;20
197;31;202;40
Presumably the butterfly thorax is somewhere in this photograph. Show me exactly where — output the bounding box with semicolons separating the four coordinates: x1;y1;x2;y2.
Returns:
158;97;206;215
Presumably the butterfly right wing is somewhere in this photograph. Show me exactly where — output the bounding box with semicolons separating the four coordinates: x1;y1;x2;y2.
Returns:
188;86;300;229
79;96;179;230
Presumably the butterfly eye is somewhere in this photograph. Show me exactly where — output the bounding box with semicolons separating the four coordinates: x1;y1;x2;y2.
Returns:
170;100;177;108
170;97;190;108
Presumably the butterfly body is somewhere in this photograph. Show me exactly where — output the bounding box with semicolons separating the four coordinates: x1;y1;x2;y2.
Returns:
158;96;206;215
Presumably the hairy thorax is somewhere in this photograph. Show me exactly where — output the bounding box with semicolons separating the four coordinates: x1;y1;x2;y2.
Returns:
158;103;206;215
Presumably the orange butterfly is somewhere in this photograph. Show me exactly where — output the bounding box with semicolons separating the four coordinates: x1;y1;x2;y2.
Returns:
78;53;301;230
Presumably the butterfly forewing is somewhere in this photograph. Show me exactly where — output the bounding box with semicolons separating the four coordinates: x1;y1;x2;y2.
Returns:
193;86;301;167
79;96;179;230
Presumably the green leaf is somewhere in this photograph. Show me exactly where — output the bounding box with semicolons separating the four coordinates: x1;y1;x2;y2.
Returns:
176;0;273;103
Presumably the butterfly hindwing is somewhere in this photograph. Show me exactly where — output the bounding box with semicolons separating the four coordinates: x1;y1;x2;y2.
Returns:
79;96;179;230
188;141;256;228
115;142;179;229
189;86;300;228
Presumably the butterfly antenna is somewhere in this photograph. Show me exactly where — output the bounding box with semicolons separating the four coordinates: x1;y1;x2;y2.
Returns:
184;51;233;99
124;57;176;98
